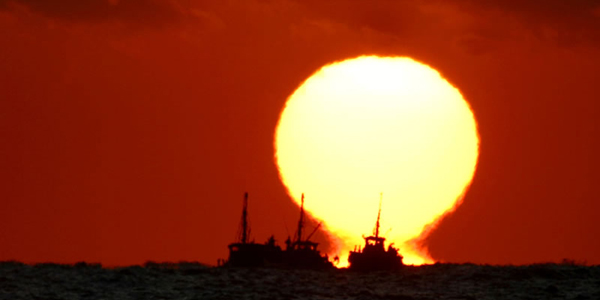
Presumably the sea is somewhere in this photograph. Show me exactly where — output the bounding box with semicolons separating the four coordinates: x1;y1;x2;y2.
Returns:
1;261;598;299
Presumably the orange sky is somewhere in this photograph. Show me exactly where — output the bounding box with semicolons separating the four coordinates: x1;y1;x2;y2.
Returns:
1;0;599;266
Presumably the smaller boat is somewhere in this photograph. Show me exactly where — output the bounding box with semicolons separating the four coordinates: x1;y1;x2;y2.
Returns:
348;194;403;271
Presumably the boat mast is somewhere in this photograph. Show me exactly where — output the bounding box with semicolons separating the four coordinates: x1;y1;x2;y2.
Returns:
374;193;382;238
296;193;305;243
239;192;250;244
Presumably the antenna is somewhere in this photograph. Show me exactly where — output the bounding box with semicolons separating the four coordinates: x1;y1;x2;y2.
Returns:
238;192;250;244
374;193;382;238
296;193;305;243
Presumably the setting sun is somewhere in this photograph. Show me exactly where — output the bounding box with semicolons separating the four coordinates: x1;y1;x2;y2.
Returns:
274;56;479;266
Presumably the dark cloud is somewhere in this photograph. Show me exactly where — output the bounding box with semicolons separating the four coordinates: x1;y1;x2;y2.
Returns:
301;0;600;49
459;0;599;19
449;0;600;45
0;0;182;25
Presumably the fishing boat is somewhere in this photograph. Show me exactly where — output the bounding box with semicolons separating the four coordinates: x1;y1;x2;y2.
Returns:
348;194;403;271
282;193;334;269
224;193;283;267
224;192;332;269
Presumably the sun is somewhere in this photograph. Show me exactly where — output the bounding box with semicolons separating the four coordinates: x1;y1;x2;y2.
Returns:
274;56;479;266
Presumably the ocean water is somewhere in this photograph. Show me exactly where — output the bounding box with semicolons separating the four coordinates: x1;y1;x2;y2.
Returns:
1;261;599;299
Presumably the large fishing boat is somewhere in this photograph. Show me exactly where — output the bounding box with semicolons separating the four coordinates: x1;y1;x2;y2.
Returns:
224;192;333;269
348;194;403;271
224;193;283;267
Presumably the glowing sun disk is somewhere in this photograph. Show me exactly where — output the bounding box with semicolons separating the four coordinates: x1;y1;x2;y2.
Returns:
275;56;479;266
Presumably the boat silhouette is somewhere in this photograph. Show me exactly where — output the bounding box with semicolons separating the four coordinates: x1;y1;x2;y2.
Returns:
348;194;403;271
282;193;333;269
224;193;283;267
224;192;333;269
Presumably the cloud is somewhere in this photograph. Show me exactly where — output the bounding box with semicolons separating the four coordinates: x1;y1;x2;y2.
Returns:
459;0;599;20
447;0;600;46
0;0;183;26
298;0;600;51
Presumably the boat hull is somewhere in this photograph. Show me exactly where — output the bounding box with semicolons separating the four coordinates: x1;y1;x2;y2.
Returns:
348;249;403;271
226;243;283;268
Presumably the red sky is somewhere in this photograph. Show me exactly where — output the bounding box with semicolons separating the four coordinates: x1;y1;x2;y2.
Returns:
1;0;599;266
